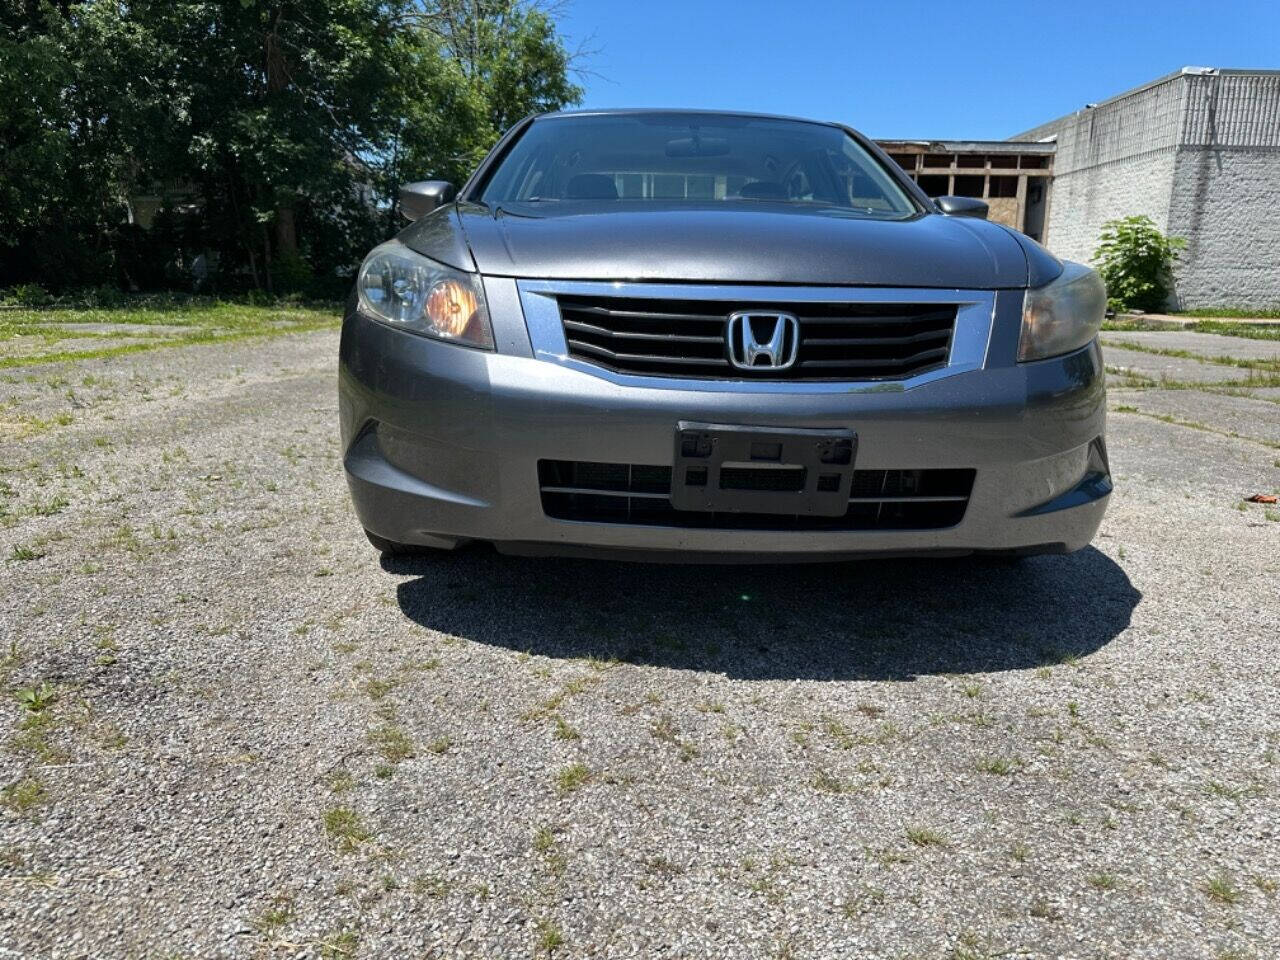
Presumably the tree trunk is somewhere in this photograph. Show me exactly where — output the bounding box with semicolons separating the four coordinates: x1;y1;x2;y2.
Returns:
264;13;297;258
275;205;297;256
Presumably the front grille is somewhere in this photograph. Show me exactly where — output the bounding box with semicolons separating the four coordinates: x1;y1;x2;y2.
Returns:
538;460;974;530
557;296;957;380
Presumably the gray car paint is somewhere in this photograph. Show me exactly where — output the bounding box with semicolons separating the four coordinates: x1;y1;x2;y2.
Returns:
399;200;1061;290
342;109;1107;561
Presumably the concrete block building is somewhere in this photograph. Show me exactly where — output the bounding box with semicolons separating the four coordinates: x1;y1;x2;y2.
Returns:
880;68;1280;310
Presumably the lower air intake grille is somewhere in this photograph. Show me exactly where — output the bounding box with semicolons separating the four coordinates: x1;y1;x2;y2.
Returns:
537;460;974;530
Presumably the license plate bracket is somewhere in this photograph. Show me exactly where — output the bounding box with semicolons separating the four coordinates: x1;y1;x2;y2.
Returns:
671;421;858;516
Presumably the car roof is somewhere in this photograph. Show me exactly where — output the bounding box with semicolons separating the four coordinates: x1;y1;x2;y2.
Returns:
534;107;845;129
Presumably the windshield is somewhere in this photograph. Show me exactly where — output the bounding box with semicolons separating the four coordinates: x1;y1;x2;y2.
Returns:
477;113;918;218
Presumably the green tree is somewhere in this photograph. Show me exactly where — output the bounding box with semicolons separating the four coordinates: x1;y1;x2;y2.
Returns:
1092;215;1187;313
387;1;583;212
0;0;583;294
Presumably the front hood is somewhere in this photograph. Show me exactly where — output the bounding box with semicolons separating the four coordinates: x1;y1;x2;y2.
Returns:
448;200;1032;289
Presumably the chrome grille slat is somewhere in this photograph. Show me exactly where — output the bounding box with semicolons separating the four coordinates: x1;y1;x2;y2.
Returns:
563;319;724;343
804;330;951;347
565;339;732;367
555;295;959;381
798;347;950;370
563;304;727;323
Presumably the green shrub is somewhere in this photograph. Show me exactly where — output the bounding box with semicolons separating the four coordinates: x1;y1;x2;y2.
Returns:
1092;215;1186;313
271;249;315;295
0;284;53;307
82;285;128;307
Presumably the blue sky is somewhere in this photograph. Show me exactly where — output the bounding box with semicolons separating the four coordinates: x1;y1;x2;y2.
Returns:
559;0;1280;139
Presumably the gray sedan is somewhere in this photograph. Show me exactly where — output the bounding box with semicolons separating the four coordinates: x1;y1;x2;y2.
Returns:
339;109;1109;561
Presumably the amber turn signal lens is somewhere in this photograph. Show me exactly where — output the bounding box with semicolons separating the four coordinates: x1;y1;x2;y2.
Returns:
425;279;478;338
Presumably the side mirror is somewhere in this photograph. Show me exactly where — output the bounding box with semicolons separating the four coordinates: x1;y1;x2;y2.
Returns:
399;180;457;221
934;196;988;219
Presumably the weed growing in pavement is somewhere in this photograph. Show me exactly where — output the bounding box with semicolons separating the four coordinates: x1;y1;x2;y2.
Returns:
326;770;355;794
252;895;295;937
1205;779;1263;802
840;884;886;918
1029;897;1062;920
535;917;565;954
551;715;579;741
532;826;568;878
317;929;358;959
413;874;451;899
905;826;948;847
1;777;47;813
323;807;371;853
1088;872;1119;891
811;769;852;794
555;762;590;795
533;826;556;854
975;756;1021;776
1202;872;1242;905
361;677;398;701
15;681;57;714
9;542;44;561
368;725;414;764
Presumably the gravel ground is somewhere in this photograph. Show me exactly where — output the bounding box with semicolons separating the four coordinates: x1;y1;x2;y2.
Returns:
1100;331;1280;362
2;329;1278;960
1101;347;1257;384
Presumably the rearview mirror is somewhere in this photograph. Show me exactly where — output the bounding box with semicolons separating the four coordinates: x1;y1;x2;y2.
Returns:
934;196;988;219
665;136;730;158
400;181;457;221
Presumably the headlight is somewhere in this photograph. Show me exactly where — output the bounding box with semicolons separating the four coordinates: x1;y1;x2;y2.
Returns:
356;241;494;349
1018;262;1106;362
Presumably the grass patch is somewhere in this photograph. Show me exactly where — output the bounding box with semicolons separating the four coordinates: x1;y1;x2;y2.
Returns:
551;715;580;741
1106;314;1280;337
317;929;358;959
1108;406;1280;451
535;917;565;954
9;542;45;561
811;769;852;794
975;755;1021;776
1175;309;1280;321
1;777;47;813
413;873;451;899
1087;871;1119;891
1202;872;1242;905
368;725;414;764
323;807;372;853
253;896;295;937
0;301;339;368
1102;337;1280;375
650;713;698;761
554;761;590;795
905;825;948;847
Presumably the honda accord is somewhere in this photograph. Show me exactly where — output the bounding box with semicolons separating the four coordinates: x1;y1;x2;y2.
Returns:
339;109;1110;561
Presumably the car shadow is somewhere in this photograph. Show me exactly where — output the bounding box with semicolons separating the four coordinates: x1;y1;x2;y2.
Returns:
391;547;1139;682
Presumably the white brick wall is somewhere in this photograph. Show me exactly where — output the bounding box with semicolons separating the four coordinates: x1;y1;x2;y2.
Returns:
1015;69;1280;310
1041;151;1177;267
1167;149;1280;309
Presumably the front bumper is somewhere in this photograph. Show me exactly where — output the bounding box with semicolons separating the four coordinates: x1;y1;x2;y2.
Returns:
339;286;1109;561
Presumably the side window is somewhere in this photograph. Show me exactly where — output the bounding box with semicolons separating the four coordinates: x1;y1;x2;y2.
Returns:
830;144;902;212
